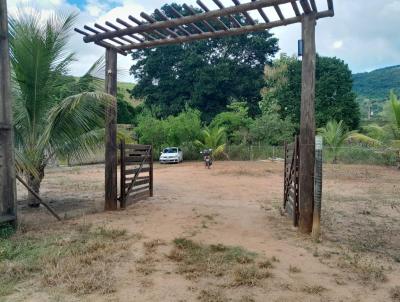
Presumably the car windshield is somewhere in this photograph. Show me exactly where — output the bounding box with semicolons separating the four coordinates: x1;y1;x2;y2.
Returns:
163;148;178;154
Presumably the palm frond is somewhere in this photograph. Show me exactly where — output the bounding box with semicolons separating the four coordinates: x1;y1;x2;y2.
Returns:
390;91;400;130
44;92;114;160
346;133;382;147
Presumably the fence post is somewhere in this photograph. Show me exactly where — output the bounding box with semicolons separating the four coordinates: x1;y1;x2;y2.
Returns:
283;141;287;208
149;146;154;197
312;135;323;239
0;0;17;225
120;140;126;209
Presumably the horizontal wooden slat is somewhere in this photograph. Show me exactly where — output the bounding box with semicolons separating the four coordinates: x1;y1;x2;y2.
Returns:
127;184;150;194
125;167;150;175
126;150;151;155
125;156;151;163
134;178;150;186
125;191;151;206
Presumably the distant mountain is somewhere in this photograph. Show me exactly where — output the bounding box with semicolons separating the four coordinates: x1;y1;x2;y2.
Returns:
353;65;400;100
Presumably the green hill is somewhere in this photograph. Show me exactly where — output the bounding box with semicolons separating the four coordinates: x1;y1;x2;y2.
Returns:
353;65;400;100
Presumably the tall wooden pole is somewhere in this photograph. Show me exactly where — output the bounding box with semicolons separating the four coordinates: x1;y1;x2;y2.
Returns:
104;48;118;211
0;0;17;223
298;12;316;233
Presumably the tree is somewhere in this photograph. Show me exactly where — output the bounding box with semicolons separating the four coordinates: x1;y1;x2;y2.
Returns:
195;127;227;158
249;101;295;146
10;10;112;206
210;101;252;144
130;3;279;122
262;55;360;130
135;108;202;154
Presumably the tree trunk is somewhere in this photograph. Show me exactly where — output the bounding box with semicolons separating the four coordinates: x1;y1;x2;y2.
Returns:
26;166;44;207
397;151;400;170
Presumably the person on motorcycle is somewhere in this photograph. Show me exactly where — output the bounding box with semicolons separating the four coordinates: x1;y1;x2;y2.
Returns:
201;149;213;169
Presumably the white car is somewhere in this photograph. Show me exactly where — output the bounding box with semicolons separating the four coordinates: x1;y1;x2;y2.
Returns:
159;147;183;164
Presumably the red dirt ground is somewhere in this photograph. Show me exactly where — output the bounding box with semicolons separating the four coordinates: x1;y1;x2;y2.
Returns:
13;161;400;302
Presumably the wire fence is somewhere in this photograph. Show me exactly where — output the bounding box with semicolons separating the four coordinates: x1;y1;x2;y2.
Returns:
224;144;399;167
57;144;399;168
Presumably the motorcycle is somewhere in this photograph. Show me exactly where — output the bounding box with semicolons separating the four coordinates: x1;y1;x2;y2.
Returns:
200;149;213;169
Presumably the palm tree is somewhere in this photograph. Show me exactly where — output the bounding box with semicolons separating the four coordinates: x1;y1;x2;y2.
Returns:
195;127;227;158
390;91;400;137
389;91;400;168
318;120;379;164
318;120;350;164
10;10;113;206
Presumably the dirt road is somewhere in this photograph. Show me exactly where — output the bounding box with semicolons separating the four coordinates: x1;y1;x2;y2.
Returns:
12;161;400;302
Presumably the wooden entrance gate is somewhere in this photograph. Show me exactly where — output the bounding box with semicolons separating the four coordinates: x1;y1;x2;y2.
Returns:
119;141;153;208
283;136;300;226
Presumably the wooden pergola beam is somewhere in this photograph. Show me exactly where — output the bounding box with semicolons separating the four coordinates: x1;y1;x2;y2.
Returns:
291;0;301;16
300;0;312;14
274;5;285;20
121;16;301;50
309;0;318;12
120;10;330;51
232;0;255;25
105;21;144;43
196;0;230;31
83;0;295;43
117;18;155;41
327;0;334;11
141;12;180;38
251;0;270;23
84;25;125;46
212;0;242;28
183;4;216;32
74;28;128;55
128;15;167;40
168;5;204;34
154;9;192;36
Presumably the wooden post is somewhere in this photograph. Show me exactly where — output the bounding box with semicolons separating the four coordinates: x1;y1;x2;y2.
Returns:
120;140;126;209
298;12;316;234
283;141;287;208
0;0;17;224
104;48;118;211
312;135;323;239
149;146;154;197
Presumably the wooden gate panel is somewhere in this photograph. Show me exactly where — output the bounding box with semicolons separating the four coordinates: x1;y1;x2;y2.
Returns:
119;141;153;208
283;136;300;226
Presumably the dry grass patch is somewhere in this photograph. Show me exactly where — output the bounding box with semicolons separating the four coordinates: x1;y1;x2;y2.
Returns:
143;239;167;253
198;288;228;302
390;286;400;301
0;223;133;297
168;238;272;288
136;239;166;276
239;295;256;302
288;265;301;273
338;253;387;284
302;285;327;295
231;265;272;287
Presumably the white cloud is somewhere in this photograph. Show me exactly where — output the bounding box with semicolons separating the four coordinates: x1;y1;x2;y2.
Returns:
333;40;343;49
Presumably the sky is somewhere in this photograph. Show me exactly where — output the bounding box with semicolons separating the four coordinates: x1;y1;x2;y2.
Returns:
6;0;400;82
